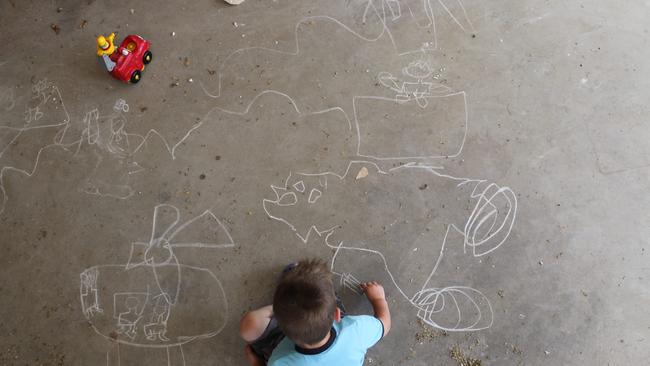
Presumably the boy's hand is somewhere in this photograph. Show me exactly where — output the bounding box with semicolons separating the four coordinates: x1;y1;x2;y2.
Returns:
361;281;386;302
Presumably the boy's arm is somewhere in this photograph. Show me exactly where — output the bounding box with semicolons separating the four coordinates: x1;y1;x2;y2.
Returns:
240;305;273;366
361;282;391;337
239;305;273;342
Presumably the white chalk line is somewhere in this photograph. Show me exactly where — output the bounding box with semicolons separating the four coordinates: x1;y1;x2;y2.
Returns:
352;91;469;160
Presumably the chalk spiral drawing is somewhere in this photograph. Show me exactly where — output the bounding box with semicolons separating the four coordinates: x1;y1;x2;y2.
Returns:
80;204;234;366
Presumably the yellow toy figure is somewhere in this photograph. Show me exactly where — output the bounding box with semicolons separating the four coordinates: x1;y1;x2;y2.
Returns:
96;33;117;72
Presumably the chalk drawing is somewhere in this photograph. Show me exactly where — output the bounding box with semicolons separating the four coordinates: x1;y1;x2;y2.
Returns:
0;80;149;212
113;98;130;113
200;0;476;102
0;79;73;215
255;59;510;327
191;4;514;334
0;79;174;212
80;204;234;366
353;92;466;156
263;161;517;331
0;79;361;216
77;106;145;200
378;60;452;107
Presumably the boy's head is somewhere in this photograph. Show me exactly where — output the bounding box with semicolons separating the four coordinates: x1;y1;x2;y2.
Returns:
273;258;337;346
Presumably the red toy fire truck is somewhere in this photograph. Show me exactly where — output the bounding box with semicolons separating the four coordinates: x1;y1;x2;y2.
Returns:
97;33;152;84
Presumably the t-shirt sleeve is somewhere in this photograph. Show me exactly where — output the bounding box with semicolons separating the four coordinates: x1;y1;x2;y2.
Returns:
352;315;384;349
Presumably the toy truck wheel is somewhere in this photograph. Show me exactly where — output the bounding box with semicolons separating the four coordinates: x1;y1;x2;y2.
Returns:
143;51;152;65
130;70;142;84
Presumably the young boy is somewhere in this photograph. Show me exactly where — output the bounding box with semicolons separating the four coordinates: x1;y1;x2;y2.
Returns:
239;259;391;365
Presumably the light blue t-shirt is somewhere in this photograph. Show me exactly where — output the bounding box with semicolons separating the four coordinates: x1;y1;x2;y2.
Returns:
268;315;384;366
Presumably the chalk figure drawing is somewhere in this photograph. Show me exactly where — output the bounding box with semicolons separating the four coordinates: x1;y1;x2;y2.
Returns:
76;104;146;199
80;204;234;366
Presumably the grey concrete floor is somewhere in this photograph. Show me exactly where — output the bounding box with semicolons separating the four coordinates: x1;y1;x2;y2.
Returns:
1;0;649;365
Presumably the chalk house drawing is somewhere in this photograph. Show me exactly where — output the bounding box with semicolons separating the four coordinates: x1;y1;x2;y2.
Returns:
80;204;234;366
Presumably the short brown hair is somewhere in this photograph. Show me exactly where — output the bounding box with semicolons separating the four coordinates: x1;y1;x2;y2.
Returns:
273;258;337;345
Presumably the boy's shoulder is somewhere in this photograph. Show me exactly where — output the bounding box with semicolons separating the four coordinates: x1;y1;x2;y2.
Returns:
338;315;384;342
268;315;384;366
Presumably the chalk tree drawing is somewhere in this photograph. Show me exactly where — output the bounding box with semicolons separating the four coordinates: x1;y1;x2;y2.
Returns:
80;204;234;366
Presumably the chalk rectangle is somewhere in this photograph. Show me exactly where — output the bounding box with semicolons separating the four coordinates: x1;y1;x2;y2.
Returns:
354;92;468;159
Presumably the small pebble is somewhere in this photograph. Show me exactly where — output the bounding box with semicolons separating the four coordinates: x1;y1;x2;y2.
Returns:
171;31;176;37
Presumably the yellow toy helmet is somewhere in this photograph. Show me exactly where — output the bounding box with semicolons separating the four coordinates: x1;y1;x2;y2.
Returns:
96;33;116;56
97;35;109;49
